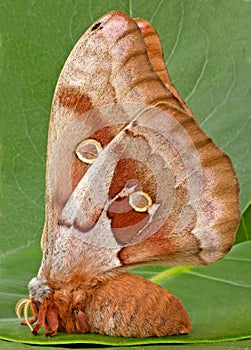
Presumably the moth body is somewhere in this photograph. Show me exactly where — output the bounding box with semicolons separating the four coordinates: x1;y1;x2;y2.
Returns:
26;272;191;337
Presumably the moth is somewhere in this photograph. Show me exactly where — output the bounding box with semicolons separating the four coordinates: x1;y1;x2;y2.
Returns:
16;11;240;338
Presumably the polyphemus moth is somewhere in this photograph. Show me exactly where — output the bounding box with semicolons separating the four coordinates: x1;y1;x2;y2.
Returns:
16;11;240;338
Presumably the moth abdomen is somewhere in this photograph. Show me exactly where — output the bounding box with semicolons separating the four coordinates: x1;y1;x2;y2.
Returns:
85;272;191;337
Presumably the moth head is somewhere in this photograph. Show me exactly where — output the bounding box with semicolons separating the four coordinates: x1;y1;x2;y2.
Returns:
28;277;51;302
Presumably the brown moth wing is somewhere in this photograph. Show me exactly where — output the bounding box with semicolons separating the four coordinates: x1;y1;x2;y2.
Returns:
135;17;194;117
118;17;240;267
39;11;240;285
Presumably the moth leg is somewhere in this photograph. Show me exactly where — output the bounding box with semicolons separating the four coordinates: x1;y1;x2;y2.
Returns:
20;316;37;326
32;304;46;335
44;309;59;338
75;310;90;333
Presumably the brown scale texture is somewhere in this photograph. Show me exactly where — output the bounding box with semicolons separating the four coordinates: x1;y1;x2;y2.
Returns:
108;197;149;244
135;17;195;117
85;272;191;337
57;86;93;117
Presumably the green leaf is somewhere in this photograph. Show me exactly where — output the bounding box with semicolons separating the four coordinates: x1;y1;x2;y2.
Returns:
235;204;251;244
1;338;251;350
1;0;251;347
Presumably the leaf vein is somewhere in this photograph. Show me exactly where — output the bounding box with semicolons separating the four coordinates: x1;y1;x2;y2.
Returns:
185;270;251;288
166;2;184;66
